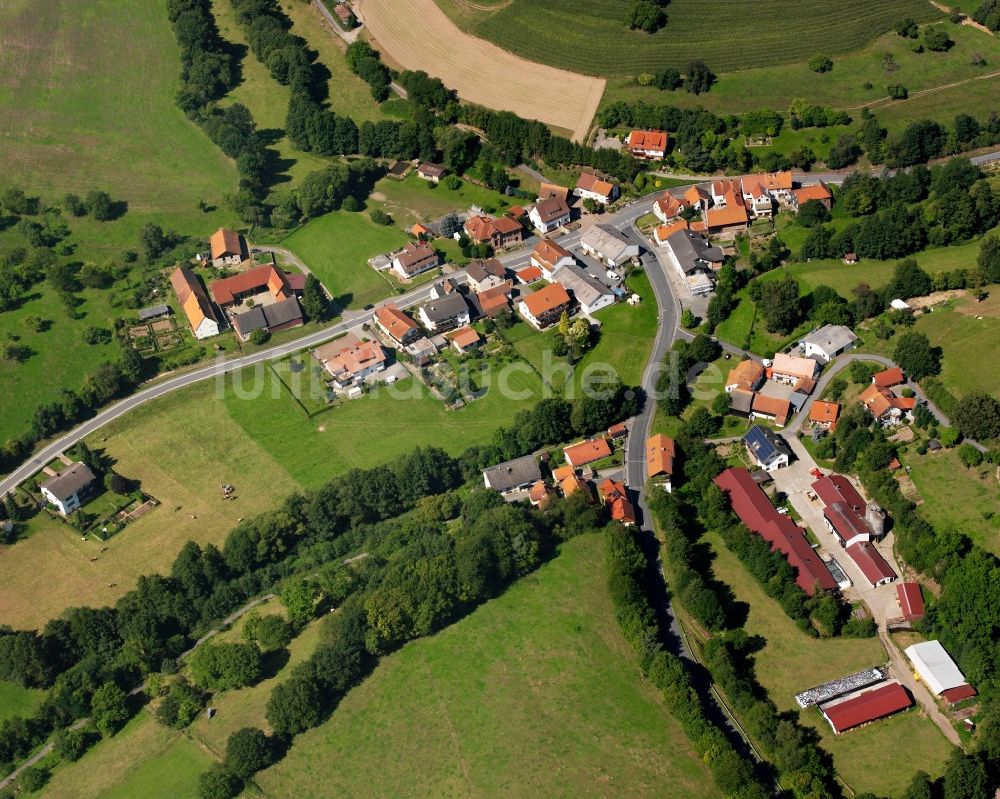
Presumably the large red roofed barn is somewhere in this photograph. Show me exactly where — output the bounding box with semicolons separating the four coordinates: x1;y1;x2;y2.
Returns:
714;467;836;595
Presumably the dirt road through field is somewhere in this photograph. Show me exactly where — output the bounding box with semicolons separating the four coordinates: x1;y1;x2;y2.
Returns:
354;0;605;141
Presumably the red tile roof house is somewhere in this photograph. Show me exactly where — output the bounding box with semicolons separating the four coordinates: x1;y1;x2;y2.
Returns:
627;130;668;160
574;172;618;205
809;400;841;431
715;467;837;595
563;438;613;469
313;337;387;391
518;283;572;330
872;366;905;389
374;304;422;346
446;325;481;354
598;478;636;525
209;227;248;267
750;393;791;427
858;384;916;426
820;682;913;734
464;214;524;249
391;240;440;280
792;180;834;211
652;192;686;223
530;239;575;280
646;434;675;490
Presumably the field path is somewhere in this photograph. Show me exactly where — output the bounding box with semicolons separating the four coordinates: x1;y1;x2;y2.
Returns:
354;0;604;141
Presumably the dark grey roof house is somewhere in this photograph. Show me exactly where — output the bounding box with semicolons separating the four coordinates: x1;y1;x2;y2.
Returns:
483;454;542;495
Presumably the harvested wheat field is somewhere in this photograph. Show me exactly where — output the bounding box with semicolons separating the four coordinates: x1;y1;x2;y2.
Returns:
355;0;605;141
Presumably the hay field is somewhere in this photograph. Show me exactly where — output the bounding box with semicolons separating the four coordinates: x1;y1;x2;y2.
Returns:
355;0;605;141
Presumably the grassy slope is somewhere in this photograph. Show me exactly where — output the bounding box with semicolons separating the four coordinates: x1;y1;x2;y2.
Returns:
910;295;1000;397
255;533;722;799
40;713;211;799
371;172;514;229
907;447;1000;556
0;382;302;630
434;0;941;77
0;0;236;238
705;532;953;797
601;22;997;113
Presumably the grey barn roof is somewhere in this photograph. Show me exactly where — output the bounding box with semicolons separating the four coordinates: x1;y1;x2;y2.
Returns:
803;324;858;354
556;263;612;309
40;462;96;502
483;454;542;493
138;303;170;321
743;425;791;464
421;293;469;323
581;224;638;262
666;230;725;274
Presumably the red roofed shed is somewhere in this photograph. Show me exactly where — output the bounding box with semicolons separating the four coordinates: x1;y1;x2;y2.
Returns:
821;682;913;734
846;541;896;587
896;583;925;621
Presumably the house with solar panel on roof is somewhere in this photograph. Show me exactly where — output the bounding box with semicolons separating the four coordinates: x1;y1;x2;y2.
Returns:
743;425;791;472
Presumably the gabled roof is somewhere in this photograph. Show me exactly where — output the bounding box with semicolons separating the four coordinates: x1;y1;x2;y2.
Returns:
170;266;218;333
743;425;791;464
684;185;711;205
317;339;387;378
210;264;292;305
873;367;905;388
483;454;542;493
447;325;481;349
846;541;896;586
794;181;832;204
809;400;841;426
531;239;573;270
375;304;420;341
560;473;591;499
581;224;636;262
714;467;836;594
40;462;96;502
941;684;977;704
552;464;575;483
706;202;749;228
905;641;967;695
417;162;447;178
420;292;469;323
803;324;857;354
726;359;764;391
896;582;925;621
576;172;616;198
751;394;791;425
538;182;570;202
515;265;543;284
531;196;571;224
466;258;506;284
528;480;555;507
654;220;690;243
821;682;912;734
729;388;754;415
210;228;243;260
646;434;675;478
521;283;571;318
771;353;818;380
628;130;667;152
654;192;684;219
394;240;439;273
563;438;612;468
556;263;612;309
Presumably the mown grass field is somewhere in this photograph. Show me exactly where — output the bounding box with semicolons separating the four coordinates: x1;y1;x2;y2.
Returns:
512;271;657;392
910;294;1000;397
0;0;236;242
434;0;941;77
907;447;1000;556
370;172;514;229
279;210;408;306
255;533;722;798
39;713;211;799
0;679;45;723
0;381;302;629
223;363;545;488
705;533;954;797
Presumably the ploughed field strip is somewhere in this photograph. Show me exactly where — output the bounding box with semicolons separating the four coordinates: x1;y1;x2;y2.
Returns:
357;0;606;141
